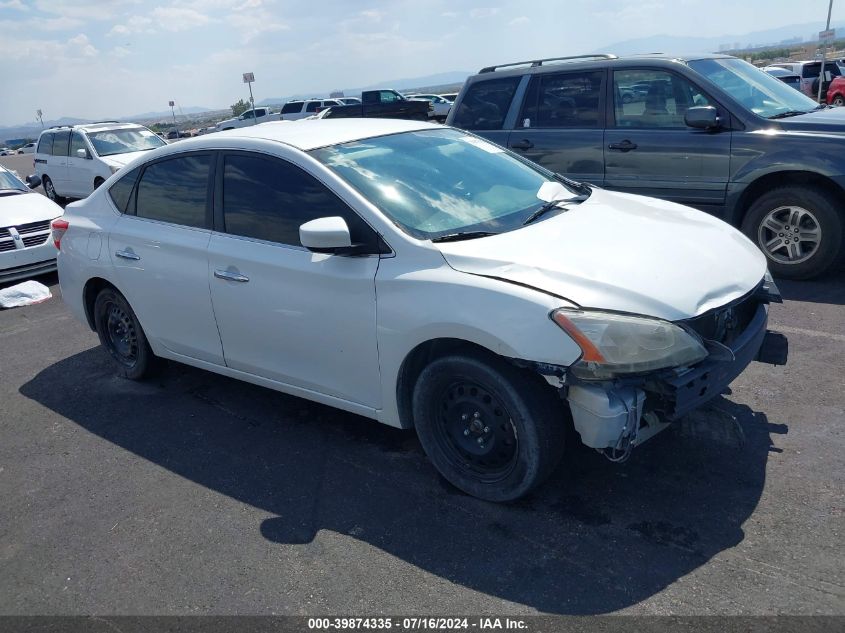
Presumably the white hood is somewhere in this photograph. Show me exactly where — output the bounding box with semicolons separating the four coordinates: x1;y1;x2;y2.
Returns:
100;151;143;169
435;188;767;321
0;191;63;227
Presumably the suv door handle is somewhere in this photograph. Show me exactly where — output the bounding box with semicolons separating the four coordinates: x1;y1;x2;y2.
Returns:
115;250;140;261
511;139;534;150
608;140;638;152
214;269;249;283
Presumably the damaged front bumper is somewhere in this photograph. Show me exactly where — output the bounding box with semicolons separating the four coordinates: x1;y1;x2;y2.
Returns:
564;300;788;456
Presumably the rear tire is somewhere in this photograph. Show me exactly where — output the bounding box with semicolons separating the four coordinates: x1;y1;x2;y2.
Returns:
93;288;158;380
742;186;845;280
42;176;65;205
412;353;565;502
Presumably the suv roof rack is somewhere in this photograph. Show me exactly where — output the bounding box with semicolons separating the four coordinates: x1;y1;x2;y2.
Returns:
88;120;121;125
479;53;618;73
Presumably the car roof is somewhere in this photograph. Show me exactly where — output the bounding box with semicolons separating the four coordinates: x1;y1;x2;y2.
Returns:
40;122;144;135
173;118;438;152
471;52;736;78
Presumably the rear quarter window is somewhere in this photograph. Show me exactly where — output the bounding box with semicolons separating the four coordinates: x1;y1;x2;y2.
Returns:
108;166;141;213
282;102;303;114
37;134;53;155
451;77;521;130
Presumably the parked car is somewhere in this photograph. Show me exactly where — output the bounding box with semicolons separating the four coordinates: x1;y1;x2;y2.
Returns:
762;66;802;91
55;119;787;502
0;166;63;283
216;107;278;130
323;90;432;121
34;121;167;204
769;60;841;99
827;76;845;106
280;100;342;121
447;53;845;279
335;97;362;105
406;94;453;120
17;142;37;155
0;147;13;156
439;93;459;102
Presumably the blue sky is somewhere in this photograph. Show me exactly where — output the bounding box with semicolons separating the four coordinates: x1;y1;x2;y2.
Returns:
0;0;836;125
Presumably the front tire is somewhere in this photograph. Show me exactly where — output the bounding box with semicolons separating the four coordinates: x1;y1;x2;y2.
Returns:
742;186;845;279
412;353;565;502
93;288;158;380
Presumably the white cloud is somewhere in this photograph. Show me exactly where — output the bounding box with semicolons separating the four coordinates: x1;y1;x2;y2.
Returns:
151;6;213;32
68;33;98;57
508;16;530;27
0;0;27;10
110;46;132;58
107;24;130;37
360;9;384;21
228;9;287;42
441;11;458;18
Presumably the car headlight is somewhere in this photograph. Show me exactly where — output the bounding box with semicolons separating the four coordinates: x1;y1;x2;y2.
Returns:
551;308;708;380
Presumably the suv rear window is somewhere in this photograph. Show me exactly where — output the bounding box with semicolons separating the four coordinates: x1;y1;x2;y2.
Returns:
520;71;602;128
801;63;841;78
451;77;520;130
37;133;53;155
282;102;303;114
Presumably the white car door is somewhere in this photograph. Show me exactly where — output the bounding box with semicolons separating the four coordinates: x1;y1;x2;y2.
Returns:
107;152;225;365
207;151;383;407
65;131;97;198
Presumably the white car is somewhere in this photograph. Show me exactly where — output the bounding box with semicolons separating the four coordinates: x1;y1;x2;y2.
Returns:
0;166;63;283
34;122;166;204
406;94;452;120
17;142;37;155
55;119;787;502
215;107;279;131
280;99;342;121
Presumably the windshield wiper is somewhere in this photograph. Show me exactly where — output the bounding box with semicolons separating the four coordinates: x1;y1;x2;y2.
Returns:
552;173;592;196
523;194;588;226
430;231;499;243
767;110;811;120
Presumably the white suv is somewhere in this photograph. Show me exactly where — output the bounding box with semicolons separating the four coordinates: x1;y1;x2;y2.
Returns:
35;122;166;203
55;120;787;502
280;99;342;120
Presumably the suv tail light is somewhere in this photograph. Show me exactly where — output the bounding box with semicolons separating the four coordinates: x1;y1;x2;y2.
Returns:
51;218;69;250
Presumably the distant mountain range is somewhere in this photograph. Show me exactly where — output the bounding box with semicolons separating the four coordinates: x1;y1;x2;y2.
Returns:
599;20;845;56
256;70;471;105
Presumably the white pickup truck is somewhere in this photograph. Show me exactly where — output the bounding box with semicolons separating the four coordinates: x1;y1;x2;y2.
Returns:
215;107;280;131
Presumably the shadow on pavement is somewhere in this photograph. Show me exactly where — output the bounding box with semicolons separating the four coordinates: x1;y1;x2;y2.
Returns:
776;275;845;306
20;348;782;614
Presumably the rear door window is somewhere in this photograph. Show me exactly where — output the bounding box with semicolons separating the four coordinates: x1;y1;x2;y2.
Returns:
51;131;70;156
520;71;602;128
451;77;520;130
305;101;320;113
282;102;303;114
135;154;211;228
37;133;54;155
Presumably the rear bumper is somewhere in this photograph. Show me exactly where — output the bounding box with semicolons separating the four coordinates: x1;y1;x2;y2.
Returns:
650;303;787;420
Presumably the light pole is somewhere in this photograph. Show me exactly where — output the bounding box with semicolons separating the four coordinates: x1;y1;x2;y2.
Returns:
36;109;44;128
169;100;179;137
243;72;256;124
817;0;835;103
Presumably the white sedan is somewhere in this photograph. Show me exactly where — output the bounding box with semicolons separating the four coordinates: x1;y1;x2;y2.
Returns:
55;119;787;502
0;166;63;283
407;94;452;120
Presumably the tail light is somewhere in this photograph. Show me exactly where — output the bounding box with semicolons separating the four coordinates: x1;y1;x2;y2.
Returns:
51;218;69;250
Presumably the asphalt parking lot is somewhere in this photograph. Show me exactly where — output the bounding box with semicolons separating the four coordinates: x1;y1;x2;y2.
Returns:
0;161;843;615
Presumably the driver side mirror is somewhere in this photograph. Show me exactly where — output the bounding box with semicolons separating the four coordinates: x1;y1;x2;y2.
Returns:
25;174;41;189
685;105;721;130
300;217;353;254
76;148;91;159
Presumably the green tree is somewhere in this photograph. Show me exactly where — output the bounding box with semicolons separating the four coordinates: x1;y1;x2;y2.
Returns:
231;98;250;117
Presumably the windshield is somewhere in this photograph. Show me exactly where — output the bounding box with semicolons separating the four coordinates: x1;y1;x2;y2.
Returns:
87;127;166;157
311;129;584;239
0;169;29;192
689;57;819;119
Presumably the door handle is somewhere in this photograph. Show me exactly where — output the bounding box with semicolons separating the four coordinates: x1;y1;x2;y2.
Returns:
511;139;534;150
608;140;638;152
115;250;140;261
214;269;249;283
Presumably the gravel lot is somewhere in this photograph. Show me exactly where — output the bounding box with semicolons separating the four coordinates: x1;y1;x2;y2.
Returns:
0;163;843;615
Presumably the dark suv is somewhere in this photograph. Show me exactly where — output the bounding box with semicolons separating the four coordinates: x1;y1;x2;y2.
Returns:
446;53;845;279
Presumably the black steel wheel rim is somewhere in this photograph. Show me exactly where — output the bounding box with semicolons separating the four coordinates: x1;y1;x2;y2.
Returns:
432;380;518;482
104;301;138;366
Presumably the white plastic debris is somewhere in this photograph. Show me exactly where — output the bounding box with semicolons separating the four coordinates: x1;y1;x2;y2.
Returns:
0;280;52;308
